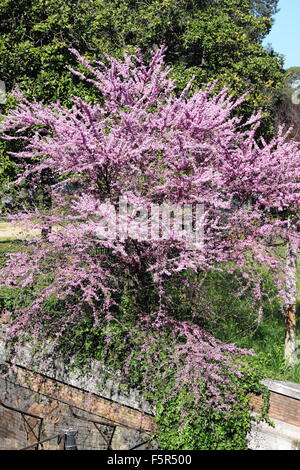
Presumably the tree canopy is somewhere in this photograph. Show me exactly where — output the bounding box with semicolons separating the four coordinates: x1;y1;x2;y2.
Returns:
1;46;299;379
0;0;283;111
250;0;279;17
1;47;299;446
0;0;285;194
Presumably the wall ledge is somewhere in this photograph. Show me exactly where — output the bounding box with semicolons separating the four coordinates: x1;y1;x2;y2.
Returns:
262;378;300;401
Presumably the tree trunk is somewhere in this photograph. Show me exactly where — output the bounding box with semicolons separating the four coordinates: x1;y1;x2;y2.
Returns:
40;168;53;240
41;226;52;239
284;238;298;366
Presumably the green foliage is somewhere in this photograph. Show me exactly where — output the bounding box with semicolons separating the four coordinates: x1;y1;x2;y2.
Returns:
154;367;269;450
55;309;269;450
57;314;267;450
0;239;269;450
0;0;284;118
0;141;16;190
0;240;295;449
250;0;279;17
161;263;282;344
0;0;99;105
0;0;285;193
235;312;300;383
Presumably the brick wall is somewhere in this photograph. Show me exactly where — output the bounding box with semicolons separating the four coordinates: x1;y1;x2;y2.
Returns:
250;391;300;428
0;363;156;450
0;406;41;450
249;379;300;450
1;325;300;450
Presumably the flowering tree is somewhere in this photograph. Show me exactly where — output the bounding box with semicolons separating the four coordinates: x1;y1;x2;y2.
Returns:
0;47;300;418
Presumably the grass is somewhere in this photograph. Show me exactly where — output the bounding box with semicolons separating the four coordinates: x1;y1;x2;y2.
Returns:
254;259;300;383
0;239;27;261
229;311;300;383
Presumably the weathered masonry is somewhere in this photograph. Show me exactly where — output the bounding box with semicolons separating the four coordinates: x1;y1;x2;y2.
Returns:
249;379;300;450
0;328;156;450
0;362;155;450
1;325;300;450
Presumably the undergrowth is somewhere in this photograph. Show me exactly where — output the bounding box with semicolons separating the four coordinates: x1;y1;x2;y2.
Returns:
0;240;299;449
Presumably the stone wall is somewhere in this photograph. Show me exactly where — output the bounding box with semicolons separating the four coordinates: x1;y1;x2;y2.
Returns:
0;362;156;450
2;325;300;450
0;327;156;450
249;379;300;450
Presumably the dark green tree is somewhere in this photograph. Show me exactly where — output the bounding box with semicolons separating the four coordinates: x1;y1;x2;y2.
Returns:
0;0;284;105
250;0;279;17
0;0;285;192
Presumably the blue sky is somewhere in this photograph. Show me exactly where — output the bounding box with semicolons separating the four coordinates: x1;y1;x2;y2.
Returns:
263;0;300;69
